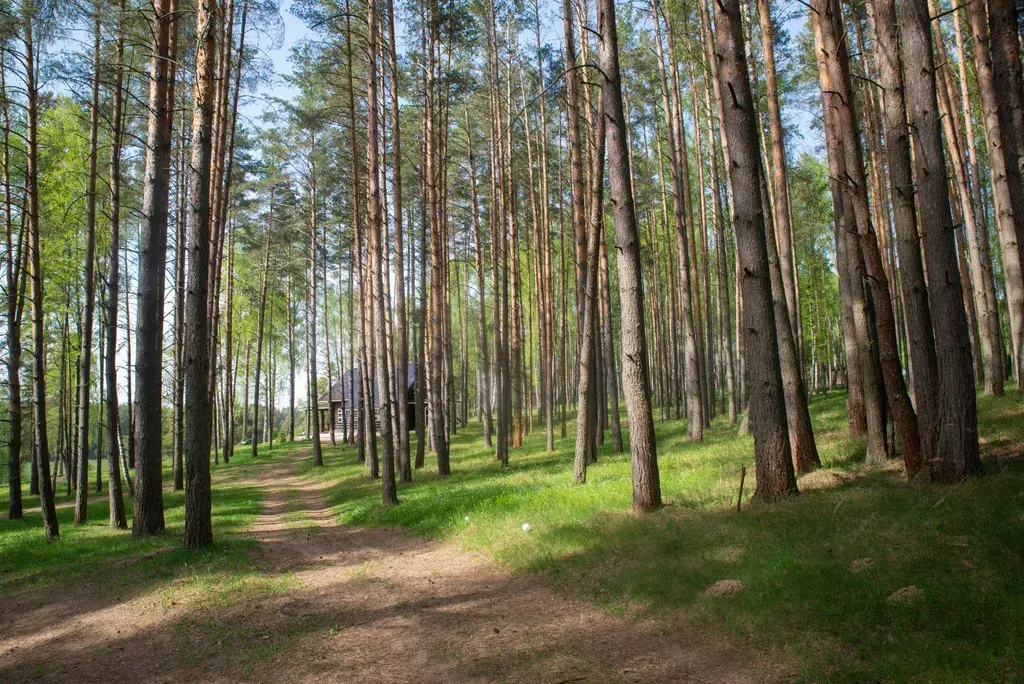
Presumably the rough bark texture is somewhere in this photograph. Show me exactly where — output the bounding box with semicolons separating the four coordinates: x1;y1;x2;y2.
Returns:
105;0;128;529
986;0;1024;390
816;0;921;471
183;0;218;549
811;2;887;462
869;0;937;478
3;48;23;520
132;0;176;535
652;0;702;442
598;0;660;511
367;0;398;506
712;0;797;502
900;0;981;480
24;4;60;538
755;0;799;355
573;102;605;485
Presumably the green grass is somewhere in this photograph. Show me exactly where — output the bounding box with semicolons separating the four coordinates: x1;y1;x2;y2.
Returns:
0;453;267;593
298;390;1024;682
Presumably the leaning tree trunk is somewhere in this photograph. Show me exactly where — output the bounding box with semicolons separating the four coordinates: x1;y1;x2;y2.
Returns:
712;0;797;502
868;0;938;478
573;98;606;485
816;0;921;472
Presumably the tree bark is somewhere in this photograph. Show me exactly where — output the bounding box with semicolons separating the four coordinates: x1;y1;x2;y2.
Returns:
712;0;797;502
367;0;398;505
869;0;938;478
900;0;981;480
183;0;218;548
24;0;60;538
985;0;1024;390
105;0;128;528
133;0;178;535
598;0;660;511
651;0;703;441
2;45;24;520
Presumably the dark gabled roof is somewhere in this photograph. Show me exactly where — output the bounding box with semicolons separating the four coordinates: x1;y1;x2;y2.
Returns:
318;363;416;409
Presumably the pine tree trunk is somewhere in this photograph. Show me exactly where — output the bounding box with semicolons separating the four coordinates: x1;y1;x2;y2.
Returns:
756;0;801;369
105;0;128;528
367;0;398;504
598;0;660;511
869;0;938;478
651;0;703;441
927;0;1002;395
24;1;59;538
2;48;24;520
133;0;178;535
465;106;493;449
172;108;187;490
712;0;797;502
250;210;272;457
986;0;1024;391
573;93;606;485
900;0;981;480
74;0;103;525
384;0;409;480
183;0;218;549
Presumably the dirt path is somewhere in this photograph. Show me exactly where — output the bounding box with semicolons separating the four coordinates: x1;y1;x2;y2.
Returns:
1;449;771;683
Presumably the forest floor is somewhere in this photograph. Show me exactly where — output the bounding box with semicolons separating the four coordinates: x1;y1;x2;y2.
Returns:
2;390;1024;682
0;446;766;683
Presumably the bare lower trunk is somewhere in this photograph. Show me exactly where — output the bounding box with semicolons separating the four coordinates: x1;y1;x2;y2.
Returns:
986;0;1024;391
900;0;981;480
133;0;178;536
868;0;937;478
105;0;128;528
712;0;796;502
598;0;660;511
24;5;60;538
183;0;218;549
367;0;398;505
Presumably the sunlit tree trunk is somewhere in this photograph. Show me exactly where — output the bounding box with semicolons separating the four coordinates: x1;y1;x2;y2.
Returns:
712;0;797;502
183;0;219;549
133;0;178;535
598;0;660;510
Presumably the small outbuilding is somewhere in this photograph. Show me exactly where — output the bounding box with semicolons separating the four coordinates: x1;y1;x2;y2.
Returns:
316;363;417;435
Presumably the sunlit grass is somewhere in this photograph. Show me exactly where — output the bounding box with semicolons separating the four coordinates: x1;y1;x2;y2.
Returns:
0;454;265;592
298;389;1024;681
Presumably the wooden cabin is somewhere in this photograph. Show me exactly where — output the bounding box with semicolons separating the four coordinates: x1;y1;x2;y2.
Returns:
316;363;417;435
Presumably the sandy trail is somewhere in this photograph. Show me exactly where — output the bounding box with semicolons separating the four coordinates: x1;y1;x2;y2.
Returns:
0;448;771;683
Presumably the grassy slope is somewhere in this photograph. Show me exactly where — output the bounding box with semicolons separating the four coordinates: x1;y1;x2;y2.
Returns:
300;391;1024;682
